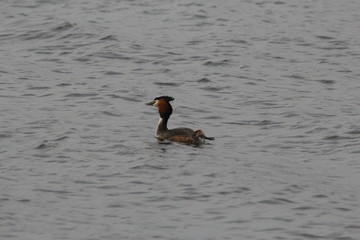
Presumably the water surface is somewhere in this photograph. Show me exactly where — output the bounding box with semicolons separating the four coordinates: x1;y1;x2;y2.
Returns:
1;0;360;239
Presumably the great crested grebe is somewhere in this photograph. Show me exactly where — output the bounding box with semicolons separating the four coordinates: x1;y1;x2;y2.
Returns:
146;96;214;145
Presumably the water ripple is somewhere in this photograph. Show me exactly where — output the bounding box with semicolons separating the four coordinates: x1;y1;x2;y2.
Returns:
2;1;360;240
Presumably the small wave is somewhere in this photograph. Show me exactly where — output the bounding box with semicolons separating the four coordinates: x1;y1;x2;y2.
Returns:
225;120;278;126
107;94;142;102
143;9;169;15
346;129;360;135
200;85;230;92
51;22;76;32
101;111;123;117
245;82;257;85
35;137;67;150
0;33;15;41
20;31;54;40
312;194;328;198
53;136;68;141
56;83;72;87
305;127;328;134
19;22;76;41
259;197;295;205
92;52;132;60
292;206;316;211
323;135;352;141
107;204;126;209
317;46;348;50
34;141;54;150
100;35;118;41
317;79;335;84
153;82;181;87
345;225;360;229
197;77;211;83
58;33;96;40
173;194;211;201
204;115;223;120
27;86;51;90
316;35;335;40
103;71;123;75
0;133;11;138
217;187;250;195
203;59;230;66
283;74;307;80
130;164;169;170
65;93;98;97
33;188;73;195
226;39;248;44
290;233;325;239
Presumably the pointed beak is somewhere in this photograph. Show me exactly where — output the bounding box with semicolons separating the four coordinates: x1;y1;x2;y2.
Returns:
145;100;155;106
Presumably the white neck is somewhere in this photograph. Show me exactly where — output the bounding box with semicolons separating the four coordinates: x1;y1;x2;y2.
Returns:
156;117;168;136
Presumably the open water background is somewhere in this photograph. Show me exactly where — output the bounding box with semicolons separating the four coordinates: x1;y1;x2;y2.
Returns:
1;0;360;239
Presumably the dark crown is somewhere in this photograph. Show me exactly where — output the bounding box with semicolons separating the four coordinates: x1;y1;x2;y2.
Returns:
154;96;174;102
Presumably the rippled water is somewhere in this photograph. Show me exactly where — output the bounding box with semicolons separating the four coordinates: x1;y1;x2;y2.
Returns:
1;0;360;239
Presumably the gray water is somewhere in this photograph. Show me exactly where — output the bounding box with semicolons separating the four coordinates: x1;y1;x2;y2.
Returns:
1;0;360;239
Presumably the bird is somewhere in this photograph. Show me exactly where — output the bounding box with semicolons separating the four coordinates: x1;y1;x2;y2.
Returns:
146;96;214;146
